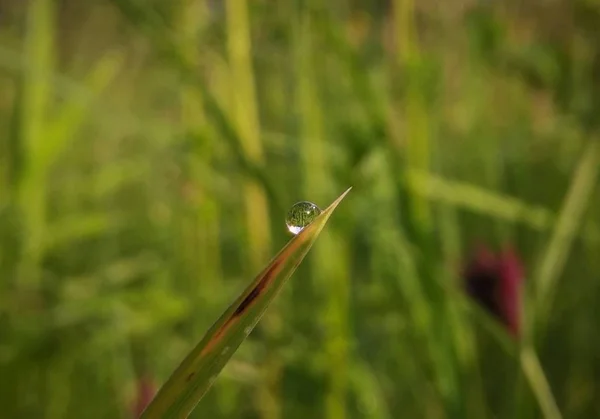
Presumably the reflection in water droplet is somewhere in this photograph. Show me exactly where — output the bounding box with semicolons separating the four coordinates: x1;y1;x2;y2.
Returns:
285;201;321;235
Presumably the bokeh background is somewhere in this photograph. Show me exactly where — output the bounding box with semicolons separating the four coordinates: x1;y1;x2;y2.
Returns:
2;0;600;418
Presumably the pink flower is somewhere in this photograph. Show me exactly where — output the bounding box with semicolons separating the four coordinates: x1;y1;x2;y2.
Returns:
132;375;157;418
463;245;524;337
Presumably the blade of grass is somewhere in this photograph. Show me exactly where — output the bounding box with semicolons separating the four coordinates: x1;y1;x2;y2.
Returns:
392;1;462;411
225;0;271;270
17;0;54;289
140;187;352;419
534;140;600;324
224;1;279;416
37;49;124;172
0;45;189;151
516;139;600;419
405;168;600;243
520;347;563;419
349;360;392;419
295;8;352;419
393;0;432;234
43;212;123;250
177;0;233;414
107;0;284;211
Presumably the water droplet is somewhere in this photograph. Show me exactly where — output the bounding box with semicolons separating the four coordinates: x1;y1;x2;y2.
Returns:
221;346;230;355
244;326;252;335
285;201;321;235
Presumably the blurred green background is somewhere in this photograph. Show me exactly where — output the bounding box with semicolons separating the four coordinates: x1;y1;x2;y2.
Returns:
2;0;600;418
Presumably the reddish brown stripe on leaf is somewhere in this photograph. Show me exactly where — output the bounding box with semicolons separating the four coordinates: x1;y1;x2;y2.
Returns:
233;285;262;317
198;320;234;358
197;259;286;358
233;259;282;317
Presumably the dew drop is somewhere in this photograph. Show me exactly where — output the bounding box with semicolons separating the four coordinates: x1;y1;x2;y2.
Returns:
221;346;230;355
285;201;321;235
244;326;252;335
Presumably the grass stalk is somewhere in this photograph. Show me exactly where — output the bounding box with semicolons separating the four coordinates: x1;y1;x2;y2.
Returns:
17;0;55;289
534;139;600;325
295;8;350;419
225;2;280;419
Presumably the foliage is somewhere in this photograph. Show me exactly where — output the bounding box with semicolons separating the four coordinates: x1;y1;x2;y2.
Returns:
1;1;600;418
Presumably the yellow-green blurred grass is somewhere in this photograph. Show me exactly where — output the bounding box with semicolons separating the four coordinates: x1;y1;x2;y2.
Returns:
295;7;351;419
224;1;281;418
1;1;600;419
